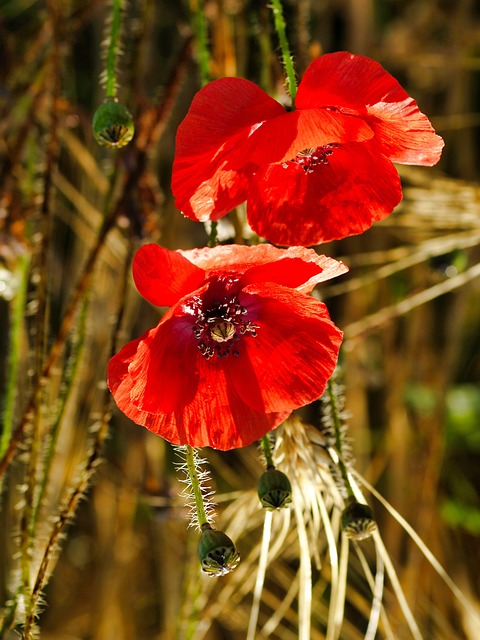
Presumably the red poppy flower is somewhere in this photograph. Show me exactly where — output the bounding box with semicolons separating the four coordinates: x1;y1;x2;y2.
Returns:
171;52;444;246
107;244;347;450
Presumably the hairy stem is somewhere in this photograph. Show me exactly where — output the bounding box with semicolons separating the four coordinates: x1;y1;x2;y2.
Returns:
23;238;133;639
189;0;210;87
327;378;355;499
270;0;297;102
105;0;123;98
185;444;209;527
0;254;30;458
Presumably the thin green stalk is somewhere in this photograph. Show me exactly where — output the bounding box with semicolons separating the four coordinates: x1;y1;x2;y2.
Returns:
23;394;114;639
327;378;355;499
208;221;218;248
22;235;134;640
105;0;123;98
270;0;297;102
31;296;89;532
185;444;209;527
0;254;30;458
0;164;120;481
260;434;274;468
21;0;61;597
189;0;211;87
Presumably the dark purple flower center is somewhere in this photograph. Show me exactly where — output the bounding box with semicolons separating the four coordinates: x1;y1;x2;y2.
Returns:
191;293;259;360
283;144;338;174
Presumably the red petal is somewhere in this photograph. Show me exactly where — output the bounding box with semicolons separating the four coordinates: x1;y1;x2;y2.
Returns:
179;244;287;273
180;244;347;291
107;312;291;450
132;244;205;307
126;310;200;414
366;99;444;165
243;108;373;164
171;77;285;221
230;284;343;413
247;141;402;246
239;253;348;292
297;52;400;112
296;52;443;165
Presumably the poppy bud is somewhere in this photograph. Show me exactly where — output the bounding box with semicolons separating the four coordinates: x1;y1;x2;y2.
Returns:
197;524;240;577
257;467;292;510
341;498;377;540
92;100;134;148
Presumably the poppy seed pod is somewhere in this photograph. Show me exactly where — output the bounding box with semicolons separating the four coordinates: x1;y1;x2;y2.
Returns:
257;467;292;510
197;524;240;577
341;498;377;541
92;100;134;148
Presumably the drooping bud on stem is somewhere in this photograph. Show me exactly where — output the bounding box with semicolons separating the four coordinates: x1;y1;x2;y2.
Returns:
178;445;240;576
257;434;292;509
92;0;134;148
257;466;292;510
92;100;134;148
198;523;240;577
341;497;377;541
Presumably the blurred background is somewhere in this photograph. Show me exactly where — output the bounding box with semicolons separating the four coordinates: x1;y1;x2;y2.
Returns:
0;0;479;638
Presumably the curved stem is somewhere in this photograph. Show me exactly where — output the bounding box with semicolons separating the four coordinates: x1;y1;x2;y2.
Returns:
270;0;297;103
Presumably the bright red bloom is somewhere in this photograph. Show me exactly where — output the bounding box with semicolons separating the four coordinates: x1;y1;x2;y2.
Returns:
172;52;444;246
107;244;347;450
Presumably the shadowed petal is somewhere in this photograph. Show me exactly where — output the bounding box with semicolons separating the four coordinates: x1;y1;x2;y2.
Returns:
244;108;373;165
172;77;285;221
247;140;402;246
107;316;291;450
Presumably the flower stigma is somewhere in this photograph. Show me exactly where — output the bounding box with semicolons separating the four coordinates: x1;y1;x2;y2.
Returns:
210;320;236;343
283;143;338;173
190;289;259;360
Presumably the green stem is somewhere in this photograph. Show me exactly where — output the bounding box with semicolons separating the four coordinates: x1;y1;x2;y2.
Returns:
270;0;297;103
208;221;218;248
327;378;355;499
189;0;210;87
260;434;274;469
105;0;123;98
0;254;30;458
185;445;209;527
